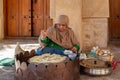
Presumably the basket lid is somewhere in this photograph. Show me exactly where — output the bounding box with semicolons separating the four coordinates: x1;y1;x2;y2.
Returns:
80;58;111;68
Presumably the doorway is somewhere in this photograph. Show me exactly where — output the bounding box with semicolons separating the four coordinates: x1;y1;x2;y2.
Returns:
109;0;120;41
4;0;52;38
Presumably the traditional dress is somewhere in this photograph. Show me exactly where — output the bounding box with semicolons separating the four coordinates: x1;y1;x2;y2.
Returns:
36;15;80;59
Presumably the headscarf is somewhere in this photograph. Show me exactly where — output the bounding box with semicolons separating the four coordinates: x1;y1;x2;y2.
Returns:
47;15;79;49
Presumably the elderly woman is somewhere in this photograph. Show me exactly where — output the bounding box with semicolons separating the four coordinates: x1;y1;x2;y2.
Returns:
36;15;80;60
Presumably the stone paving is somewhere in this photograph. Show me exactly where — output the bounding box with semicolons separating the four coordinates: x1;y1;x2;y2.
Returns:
0;39;119;80
0;39;39;80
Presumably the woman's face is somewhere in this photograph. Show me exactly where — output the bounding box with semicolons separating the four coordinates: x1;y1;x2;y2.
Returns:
56;24;67;32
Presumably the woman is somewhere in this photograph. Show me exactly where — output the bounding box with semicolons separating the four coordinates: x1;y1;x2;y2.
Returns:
36;15;80;60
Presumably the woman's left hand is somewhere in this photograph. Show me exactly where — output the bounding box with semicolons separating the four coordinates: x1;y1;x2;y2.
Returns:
71;47;77;53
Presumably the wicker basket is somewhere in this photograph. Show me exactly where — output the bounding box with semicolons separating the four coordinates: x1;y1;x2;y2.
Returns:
80;58;112;76
96;49;114;62
98;54;114;62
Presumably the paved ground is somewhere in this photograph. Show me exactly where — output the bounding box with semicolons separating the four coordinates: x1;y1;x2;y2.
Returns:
0;39;39;80
0;39;119;80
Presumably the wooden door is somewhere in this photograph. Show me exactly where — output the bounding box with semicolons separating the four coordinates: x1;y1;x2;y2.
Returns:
4;0;51;38
43;0;51;29
109;0;120;40
19;0;32;37
32;0;51;37
32;0;44;37
6;0;19;37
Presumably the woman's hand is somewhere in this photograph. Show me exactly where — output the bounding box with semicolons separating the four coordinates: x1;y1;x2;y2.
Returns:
71;47;77;53
41;30;47;39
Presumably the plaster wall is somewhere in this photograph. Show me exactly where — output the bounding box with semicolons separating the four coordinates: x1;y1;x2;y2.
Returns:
82;0;109;49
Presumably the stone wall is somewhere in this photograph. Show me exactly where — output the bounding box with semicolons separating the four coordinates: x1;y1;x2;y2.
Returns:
82;0;109;49
0;0;4;40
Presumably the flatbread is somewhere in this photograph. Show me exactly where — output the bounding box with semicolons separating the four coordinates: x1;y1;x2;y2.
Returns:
29;53;66;64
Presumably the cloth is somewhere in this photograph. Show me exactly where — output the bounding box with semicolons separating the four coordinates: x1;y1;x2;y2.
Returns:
40;36;65;50
0;58;15;66
68;54;77;60
47;15;80;50
64;50;77;60
38;15;80;57
36;47;77;60
55;15;69;25
36;47;67;56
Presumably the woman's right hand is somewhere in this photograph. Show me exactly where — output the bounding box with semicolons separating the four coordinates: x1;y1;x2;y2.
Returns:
41;30;47;39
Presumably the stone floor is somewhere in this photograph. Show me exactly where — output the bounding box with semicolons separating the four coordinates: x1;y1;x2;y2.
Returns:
0;39;39;80
0;39;120;80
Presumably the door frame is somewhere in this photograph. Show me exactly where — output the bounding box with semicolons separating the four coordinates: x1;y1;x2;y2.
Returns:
109;0;113;41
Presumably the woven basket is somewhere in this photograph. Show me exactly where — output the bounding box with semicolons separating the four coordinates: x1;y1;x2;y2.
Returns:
80;58;112;76
98;54;114;62
96;49;114;62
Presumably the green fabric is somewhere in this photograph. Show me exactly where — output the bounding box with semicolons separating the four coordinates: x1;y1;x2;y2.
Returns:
73;44;80;51
41;37;65;50
0;58;15;66
40;36;80;51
